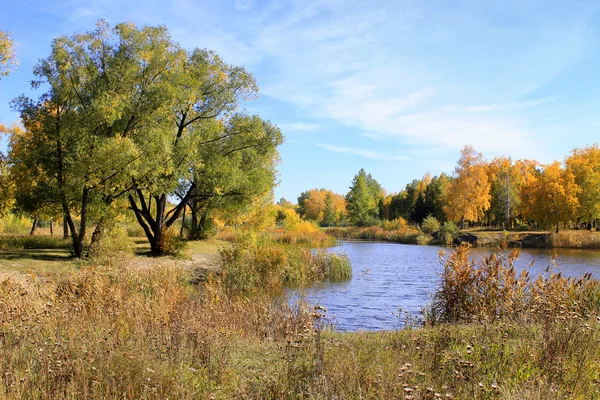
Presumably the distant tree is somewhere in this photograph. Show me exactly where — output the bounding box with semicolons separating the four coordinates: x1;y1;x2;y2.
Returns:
444;146;491;229
345;168;382;226
410;192;428;225
322;192;336;227
487;157;522;228
424;173;450;222
515;159;540;223
296;190;310;218
531;162;580;233
389;190;411;221
296;188;346;225
277;197;294;208
566;144;600;228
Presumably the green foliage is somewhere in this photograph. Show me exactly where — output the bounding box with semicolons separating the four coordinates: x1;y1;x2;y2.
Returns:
421;215;441;234
11;20;282;257
415;234;433;245
438;221;460;245
321;192;336;227
219;235;351;293
0;214;32;235
345;169;382;226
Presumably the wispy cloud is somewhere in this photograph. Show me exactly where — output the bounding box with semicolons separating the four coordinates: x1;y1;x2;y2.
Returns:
277;122;320;133
317;143;408;161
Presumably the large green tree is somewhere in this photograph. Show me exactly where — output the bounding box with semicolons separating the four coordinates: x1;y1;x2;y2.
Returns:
13;21;280;256
12;21;174;257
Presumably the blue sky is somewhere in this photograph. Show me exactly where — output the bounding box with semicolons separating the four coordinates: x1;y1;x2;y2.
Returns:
2;0;600;202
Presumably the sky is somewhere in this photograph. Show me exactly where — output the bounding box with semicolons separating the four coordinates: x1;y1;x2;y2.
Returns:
2;0;600;202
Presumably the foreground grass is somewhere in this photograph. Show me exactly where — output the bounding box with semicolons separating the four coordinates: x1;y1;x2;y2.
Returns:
0;263;599;399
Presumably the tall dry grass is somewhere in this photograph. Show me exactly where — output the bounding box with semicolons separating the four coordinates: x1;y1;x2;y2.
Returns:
0;265;317;399
429;245;600;324
219;235;351;293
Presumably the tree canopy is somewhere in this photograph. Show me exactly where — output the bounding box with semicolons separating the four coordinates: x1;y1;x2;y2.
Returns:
9;20;283;256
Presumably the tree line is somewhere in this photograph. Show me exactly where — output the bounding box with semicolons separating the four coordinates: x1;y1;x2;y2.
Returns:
0;21;283;257
294;145;600;234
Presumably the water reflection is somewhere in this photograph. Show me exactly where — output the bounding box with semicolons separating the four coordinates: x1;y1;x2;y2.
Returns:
288;241;600;331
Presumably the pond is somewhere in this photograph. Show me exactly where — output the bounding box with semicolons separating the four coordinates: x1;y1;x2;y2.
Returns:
288;241;600;331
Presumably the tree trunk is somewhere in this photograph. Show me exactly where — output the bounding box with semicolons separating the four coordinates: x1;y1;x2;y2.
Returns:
63;217;69;239
460;216;465;230
30;216;38;235
87;218;106;257
189;209;213;240
50;221;54;236
180;204;186;238
555;218;559;234
129;190;189;256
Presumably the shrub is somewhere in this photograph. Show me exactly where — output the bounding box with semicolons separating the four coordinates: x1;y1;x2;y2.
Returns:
158;228;187;257
0;214;32;235
219;236;351;293
383;217;408;231
421;215;441;234
88;225;136;258
438;221;460;245
415;234;433;245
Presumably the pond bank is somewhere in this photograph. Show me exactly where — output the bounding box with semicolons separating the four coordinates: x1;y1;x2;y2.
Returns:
326;226;600;249
460;230;600;249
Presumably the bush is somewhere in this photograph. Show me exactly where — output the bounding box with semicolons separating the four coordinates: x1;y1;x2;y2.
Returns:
219;236;351;293
421;215;441;234
158;228;187;257
438;221;460;245
0;214;32;235
88;225;136;258
382;217;408;231
415;234;433;245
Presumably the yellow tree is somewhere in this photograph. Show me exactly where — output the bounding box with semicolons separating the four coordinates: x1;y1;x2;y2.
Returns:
515;159;540;222
443;146;491;229
531;162;580;233
565;144;600;228
300;188;346;225
0;30;17;79
303;189;327;221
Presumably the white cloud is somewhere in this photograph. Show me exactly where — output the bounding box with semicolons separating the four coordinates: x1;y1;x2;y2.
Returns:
278;122;320;132
317;143;408;161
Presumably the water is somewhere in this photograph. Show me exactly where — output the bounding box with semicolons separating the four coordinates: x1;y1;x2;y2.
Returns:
288;241;600;331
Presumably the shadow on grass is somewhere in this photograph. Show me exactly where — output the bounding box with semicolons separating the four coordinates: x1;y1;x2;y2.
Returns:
0;249;73;262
